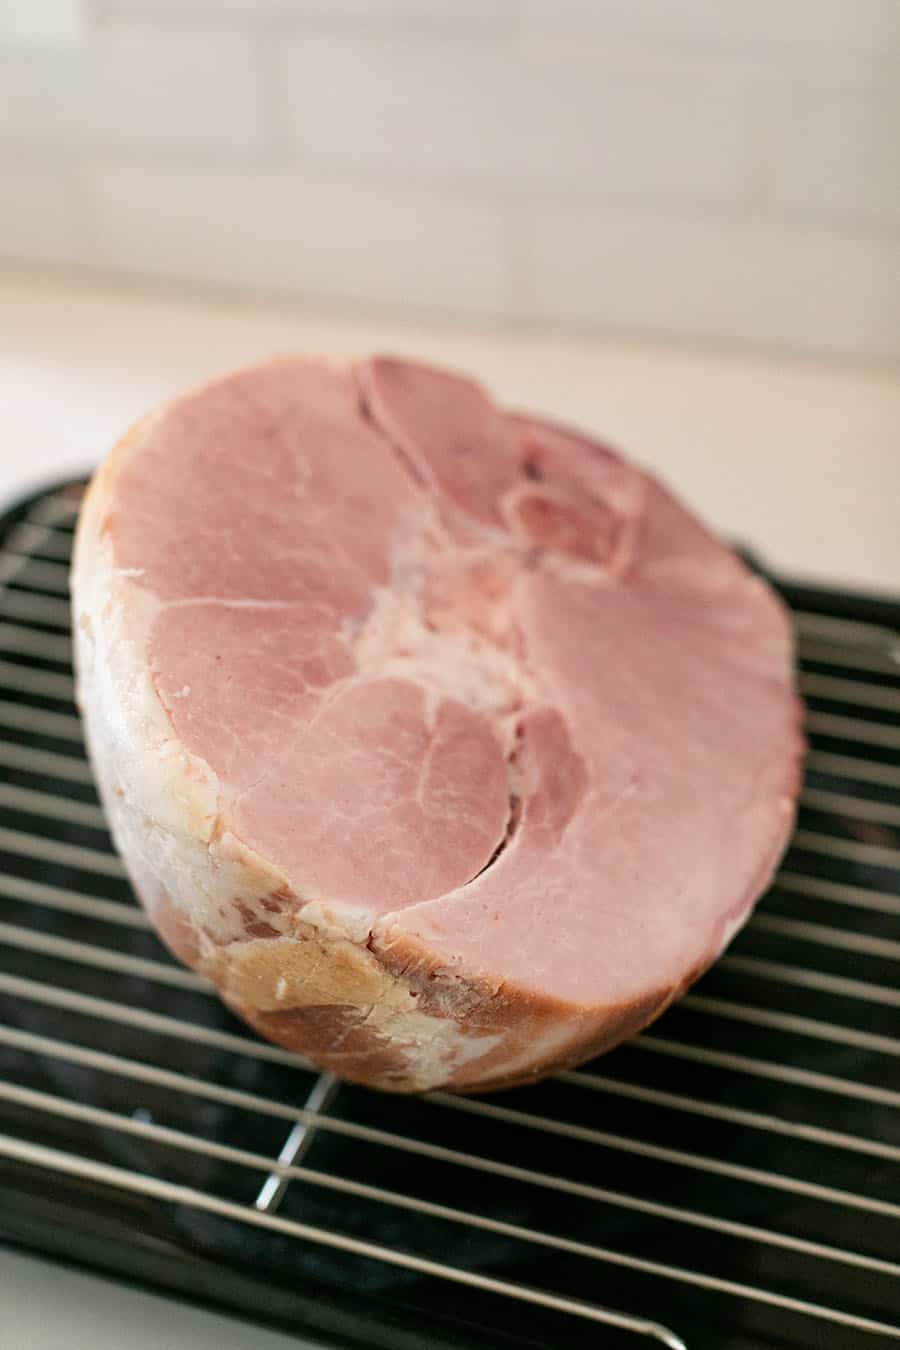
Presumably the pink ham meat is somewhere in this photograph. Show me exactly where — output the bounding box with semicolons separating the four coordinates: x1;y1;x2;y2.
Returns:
72;356;803;1092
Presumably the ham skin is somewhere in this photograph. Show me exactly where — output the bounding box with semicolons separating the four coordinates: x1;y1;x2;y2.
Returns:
71;356;803;1093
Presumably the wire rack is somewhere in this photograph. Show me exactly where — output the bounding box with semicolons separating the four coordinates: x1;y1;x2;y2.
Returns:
0;482;897;1350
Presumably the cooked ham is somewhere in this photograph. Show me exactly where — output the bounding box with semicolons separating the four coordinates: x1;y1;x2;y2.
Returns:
72;356;803;1092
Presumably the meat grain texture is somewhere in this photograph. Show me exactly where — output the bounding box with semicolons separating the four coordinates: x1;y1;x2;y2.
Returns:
72;356;803;1093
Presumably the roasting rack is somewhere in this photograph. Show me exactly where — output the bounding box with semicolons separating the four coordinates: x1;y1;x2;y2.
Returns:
0;481;897;1350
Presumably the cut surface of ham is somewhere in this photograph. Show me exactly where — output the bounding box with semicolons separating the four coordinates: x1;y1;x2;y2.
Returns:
72;356;803;1092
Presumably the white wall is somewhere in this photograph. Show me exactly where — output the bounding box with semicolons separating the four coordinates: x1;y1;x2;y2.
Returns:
1;0;898;360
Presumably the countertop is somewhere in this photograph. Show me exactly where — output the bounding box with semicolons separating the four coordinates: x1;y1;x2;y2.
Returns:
0;270;897;1347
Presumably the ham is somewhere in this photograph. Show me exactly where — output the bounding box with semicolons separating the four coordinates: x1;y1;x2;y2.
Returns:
72;356;803;1092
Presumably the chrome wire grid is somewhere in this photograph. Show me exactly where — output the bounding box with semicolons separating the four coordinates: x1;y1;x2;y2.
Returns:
0;484;897;1350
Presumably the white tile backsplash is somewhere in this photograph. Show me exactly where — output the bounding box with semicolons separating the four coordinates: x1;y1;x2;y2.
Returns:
0;1;897;359
0;39;93;147
88;164;509;316
95;1;515;26
278;35;759;205
523;0;900;53
511;47;758;206
90;23;266;155
277;37;509;187
0;162;94;265
770;79;900;229
0;0;86;44
0;21;265;156
526;205;900;360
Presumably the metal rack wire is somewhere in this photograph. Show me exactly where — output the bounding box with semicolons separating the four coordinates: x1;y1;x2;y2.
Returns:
0;484;897;1350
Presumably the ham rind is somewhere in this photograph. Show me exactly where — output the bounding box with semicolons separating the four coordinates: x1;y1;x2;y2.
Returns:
71;355;803;1092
